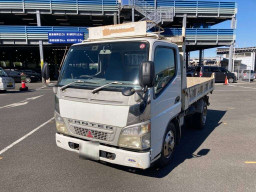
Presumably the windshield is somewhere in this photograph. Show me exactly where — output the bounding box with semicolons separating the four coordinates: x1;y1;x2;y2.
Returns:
0;68;8;77
58;41;149;90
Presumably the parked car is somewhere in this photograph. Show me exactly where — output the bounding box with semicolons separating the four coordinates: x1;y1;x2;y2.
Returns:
5;69;40;83
239;70;255;81
19;70;41;82
0;67;15;91
187;66;195;77
194;66;237;83
4;69;22;83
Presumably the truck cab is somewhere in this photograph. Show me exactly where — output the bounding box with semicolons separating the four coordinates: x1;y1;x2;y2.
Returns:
53;22;214;169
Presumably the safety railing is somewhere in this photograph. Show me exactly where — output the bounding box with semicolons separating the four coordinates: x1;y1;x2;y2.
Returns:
0;0;119;14
126;0;237;17
129;0;173;30
0;26;235;46
162;28;235;44
0;26;88;42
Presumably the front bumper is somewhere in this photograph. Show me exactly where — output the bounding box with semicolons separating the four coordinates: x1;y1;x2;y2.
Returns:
56;133;151;169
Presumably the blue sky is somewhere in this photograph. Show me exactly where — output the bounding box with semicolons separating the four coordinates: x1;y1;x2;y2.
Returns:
191;0;256;58
123;0;256;58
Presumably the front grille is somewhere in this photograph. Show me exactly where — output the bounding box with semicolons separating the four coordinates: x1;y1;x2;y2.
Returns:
73;126;110;141
67;118;116;142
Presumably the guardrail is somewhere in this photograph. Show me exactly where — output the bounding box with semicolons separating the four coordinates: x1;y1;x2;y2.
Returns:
163;28;235;45
0;26;235;45
0;26;88;43
126;0;237;17
0;0;118;14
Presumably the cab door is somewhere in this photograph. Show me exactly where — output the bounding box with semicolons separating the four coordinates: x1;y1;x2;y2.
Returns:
150;42;182;160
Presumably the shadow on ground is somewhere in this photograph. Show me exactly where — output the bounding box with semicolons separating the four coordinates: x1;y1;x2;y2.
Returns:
103;109;226;178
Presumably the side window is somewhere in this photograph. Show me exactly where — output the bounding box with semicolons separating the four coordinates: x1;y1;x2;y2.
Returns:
220;68;227;72
204;67;210;72
154;47;176;96
211;67;220;73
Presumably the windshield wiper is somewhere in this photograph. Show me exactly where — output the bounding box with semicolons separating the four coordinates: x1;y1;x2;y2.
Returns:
60;80;96;91
92;81;123;94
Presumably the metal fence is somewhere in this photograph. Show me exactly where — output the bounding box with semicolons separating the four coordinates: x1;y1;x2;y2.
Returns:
0;0;119;14
163;28;234;44
0;26;234;45
126;0;237;17
0;26;88;43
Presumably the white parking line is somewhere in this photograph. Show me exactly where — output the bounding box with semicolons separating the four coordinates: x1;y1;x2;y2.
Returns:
36;86;47;90
0;95;43;109
0;117;54;155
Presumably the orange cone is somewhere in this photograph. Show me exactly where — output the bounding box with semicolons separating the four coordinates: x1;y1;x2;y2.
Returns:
21;81;26;89
20;81;28;91
224;76;228;85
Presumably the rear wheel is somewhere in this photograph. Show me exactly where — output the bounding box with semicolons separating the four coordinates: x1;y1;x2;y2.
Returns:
25;77;31;83
228;78;234;83
156;123;176;168
193;100;207;130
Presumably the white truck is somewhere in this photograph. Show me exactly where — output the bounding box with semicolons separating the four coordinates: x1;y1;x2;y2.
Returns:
51;22;214;169
0;67;15;91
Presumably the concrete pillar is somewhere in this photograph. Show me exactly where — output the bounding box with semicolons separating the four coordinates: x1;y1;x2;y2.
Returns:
228;43;234;71
254;51;256;71
182;14;187;37
132;7;135;22
199;49;203;65
228;16;237;72
186;51;189;68
113;12;117;24
36;10;44;71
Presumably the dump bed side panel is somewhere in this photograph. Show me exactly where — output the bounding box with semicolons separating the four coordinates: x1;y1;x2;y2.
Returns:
182;75;215;110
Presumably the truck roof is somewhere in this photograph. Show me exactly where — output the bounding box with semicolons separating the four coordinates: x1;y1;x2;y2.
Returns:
73;21;184;47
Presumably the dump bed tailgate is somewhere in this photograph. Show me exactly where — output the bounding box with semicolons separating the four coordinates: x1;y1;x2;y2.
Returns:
182;74;215;110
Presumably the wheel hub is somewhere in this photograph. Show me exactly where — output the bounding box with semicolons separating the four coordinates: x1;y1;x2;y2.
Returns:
163;130;175;158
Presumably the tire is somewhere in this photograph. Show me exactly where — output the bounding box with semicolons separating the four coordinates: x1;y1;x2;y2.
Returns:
228;78;234;83
25;77;31;83
193;100;207;130
156;123;177;168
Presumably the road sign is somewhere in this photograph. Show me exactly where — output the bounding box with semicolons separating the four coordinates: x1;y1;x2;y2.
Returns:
48;32;84;44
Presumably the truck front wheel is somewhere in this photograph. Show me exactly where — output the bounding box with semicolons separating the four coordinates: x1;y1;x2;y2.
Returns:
157;123;177;168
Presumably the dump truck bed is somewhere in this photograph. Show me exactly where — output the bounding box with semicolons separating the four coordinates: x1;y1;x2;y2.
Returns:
182;74;215;110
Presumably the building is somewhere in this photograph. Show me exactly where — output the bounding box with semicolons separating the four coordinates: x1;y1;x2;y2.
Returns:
217;47;256;71
0;0;237;79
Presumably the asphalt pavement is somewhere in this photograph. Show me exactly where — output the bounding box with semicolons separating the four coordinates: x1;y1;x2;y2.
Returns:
0;81;256;192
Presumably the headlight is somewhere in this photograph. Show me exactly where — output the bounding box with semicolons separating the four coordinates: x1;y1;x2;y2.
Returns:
54;112;69;135
118;121;151;150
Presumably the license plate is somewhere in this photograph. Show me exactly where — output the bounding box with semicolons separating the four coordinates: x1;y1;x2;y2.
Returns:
79;141;100;160
8;82;13;86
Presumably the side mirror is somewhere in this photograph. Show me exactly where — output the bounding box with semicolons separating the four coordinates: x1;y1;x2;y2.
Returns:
139;61;155;89
122;87;135;96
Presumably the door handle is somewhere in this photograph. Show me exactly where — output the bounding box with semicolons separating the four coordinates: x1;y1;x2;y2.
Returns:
175;96;180;104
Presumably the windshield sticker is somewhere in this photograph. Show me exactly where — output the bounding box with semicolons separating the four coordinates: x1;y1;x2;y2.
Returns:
140;43;146;49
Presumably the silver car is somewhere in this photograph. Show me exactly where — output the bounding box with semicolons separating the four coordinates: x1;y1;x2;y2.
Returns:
239;70;255;81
